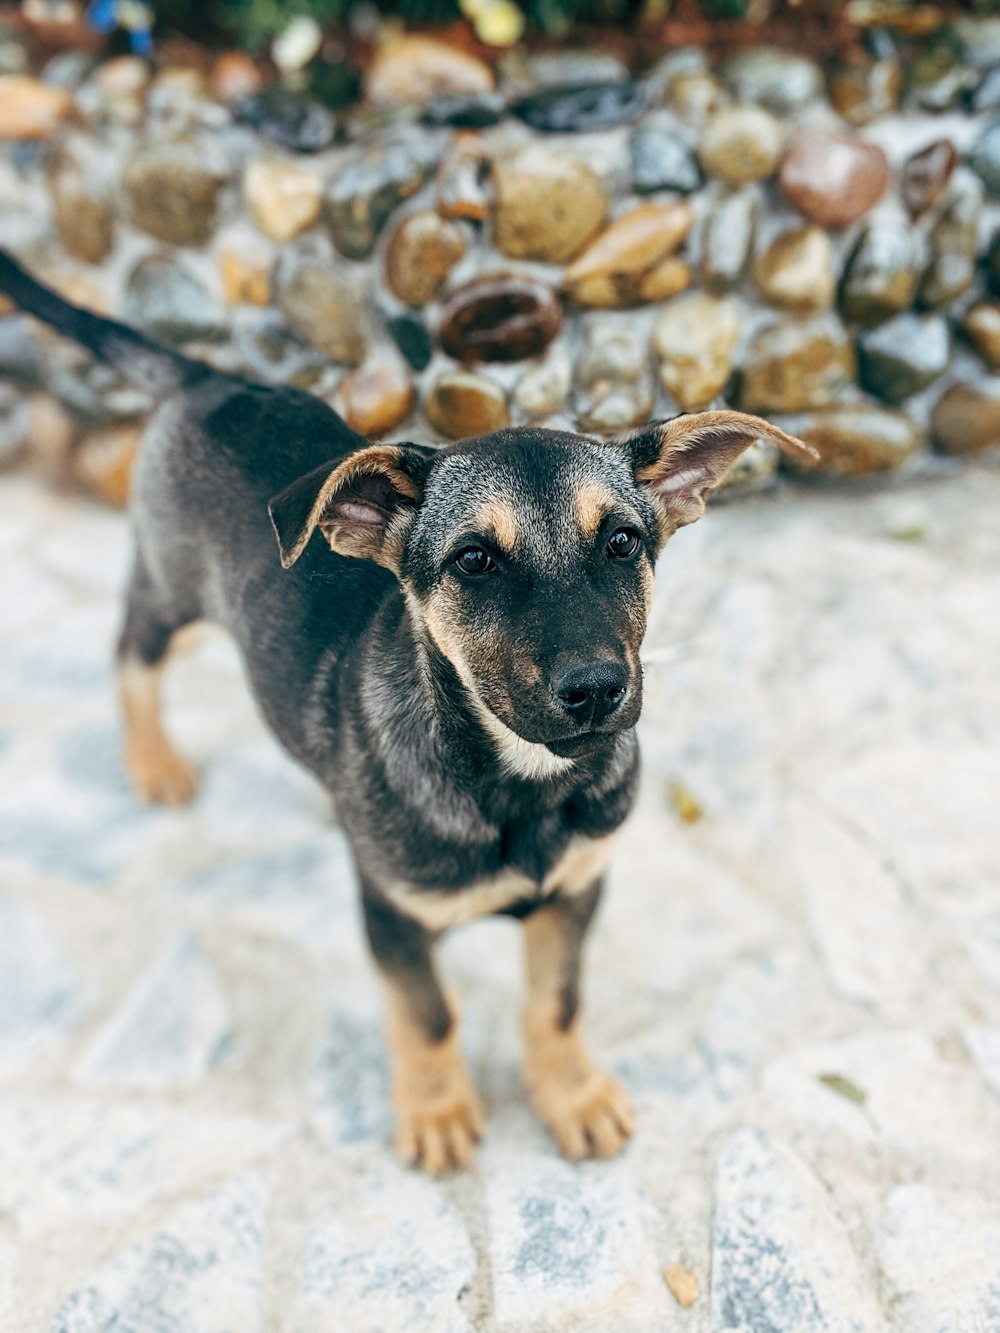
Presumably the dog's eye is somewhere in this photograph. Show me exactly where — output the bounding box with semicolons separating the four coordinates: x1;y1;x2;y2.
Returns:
454;546;496;576
606;528;640;559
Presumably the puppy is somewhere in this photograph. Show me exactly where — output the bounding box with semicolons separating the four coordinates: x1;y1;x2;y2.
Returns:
0;250;814;1173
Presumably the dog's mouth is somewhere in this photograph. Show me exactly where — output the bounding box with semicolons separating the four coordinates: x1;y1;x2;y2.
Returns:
544;731;620;758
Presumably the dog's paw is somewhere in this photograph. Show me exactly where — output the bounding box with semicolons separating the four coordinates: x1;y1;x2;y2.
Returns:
126;741;199;806
395;1080;485;1176
530;1066;633;1161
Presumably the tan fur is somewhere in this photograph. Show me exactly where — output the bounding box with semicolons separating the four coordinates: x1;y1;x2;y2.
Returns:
573;481;614;540
522;910;633;1159
387;832;617;933
119;658;197;805
471;494;521;554
384;986;484;1175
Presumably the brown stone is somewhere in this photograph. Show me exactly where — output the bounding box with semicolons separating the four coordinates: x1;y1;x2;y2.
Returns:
901;139;957;217
793;408;924;477
698;106;783;185
340;361;415;438
92;56;150;97
437;133;491;222
829;58;902;126
425;371;509;440
386;211;467;308
49;143;114;265
779;128;890;229
493;144;608;264
919;187;980;309
211;51;264;103
738;316;856;414
753;227;835;312
0;76;72;139
123;142;229;246
653;293;740;411
439;275;562;363
366;36;493;106
219;242;271;306
244;156;322;243
563;202;693;308
634;258;692;304
932;380;1000;455
964;304;1000;369
277;259;367;367
73;420;142;507
668;71;723;122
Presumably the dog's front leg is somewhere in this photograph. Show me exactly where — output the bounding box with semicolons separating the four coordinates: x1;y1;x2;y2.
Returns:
363;889;484;1174
522;882;633;1160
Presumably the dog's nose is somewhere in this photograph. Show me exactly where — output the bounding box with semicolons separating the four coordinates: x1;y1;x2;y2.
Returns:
555;661;628;725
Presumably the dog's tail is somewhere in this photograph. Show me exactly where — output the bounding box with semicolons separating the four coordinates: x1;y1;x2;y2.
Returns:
0;248;207;394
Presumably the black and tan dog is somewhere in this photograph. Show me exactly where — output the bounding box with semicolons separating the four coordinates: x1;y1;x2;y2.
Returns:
0;250;814;1172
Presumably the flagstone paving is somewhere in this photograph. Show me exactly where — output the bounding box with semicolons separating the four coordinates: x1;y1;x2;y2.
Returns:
1;462;999;1332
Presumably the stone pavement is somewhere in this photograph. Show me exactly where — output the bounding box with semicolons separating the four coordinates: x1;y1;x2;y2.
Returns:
1;462;999;1332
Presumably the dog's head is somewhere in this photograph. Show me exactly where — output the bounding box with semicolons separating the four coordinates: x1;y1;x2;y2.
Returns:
269;411;814;770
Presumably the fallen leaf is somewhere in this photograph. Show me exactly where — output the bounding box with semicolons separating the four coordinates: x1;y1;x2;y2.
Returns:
888;525;926;543
818;1072;867;1105
664;1263;699;1308
668;780;704;824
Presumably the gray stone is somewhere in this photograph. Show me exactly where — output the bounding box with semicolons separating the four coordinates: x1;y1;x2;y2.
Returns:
724;46;823;113
839;222;918;325
629;122;702;194
701;187;757;292
0;899;88;1074
970;119;1000;195
919;185;981;309
74;932;232;1091
574;319;653;432
514;344;572;418
0;314;45;383
326;133;439;260
51;1173;267;1333
123;254;223;346
276;255;367;366
122;140;230;246
711;1128;885;1332
858;313;951;403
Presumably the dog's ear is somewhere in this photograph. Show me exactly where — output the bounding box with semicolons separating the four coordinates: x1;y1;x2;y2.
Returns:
619;410;817;537
268;443;437;571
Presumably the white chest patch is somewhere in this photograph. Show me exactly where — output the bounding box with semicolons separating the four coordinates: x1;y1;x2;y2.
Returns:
387;832;618;933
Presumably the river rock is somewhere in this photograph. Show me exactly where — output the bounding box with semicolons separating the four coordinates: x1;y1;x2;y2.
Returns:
509;81;646;133
48;142;114;264
386;211;467;309
327;135;438;261
901;139;957;217
963;304;1000;369
514;345;572;418
793;407;924;476
494;144;608;264
210;51;263;103
123;255;222;345
634;258;691;303
421;91;506;129
829;57;902;126
653;293;740;411
366;37;493;106
629;123;702;195
698;106;783;184
436;132;491;222
701;187;757;292
73;420;142;507
931;379;1000;454
909;37;976;111
563;202;692;308
0;75;72;138
506;49;630;91
0;315;44;383
233;89;336;153
738;316;856;413
724;47;822;113
955;15;1000;68
715;438;780;497
780;128;889;228
839;223;918;325
668;71;723;123
123;141;229;246
972;66;1000;114
919;187;980;308
339;360;415;438
387;313;433;372
232;312;325;384
439;275;562;364
575;320;654;433
219;241;271;306
753;227;835;312
426;370;509;439
277;258;366;366
970;120;1000;195
244;156;322;243
858;313;950;402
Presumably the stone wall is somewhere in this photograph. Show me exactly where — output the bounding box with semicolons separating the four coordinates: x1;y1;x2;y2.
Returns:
2;22;1000;507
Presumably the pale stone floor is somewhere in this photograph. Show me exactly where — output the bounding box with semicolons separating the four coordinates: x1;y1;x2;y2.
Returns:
1;463;999;1332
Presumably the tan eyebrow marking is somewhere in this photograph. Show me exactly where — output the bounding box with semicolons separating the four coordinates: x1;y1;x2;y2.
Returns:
470;495;521;553
574;481;615;540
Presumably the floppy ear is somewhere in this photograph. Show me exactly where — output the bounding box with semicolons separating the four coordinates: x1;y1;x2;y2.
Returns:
268;443;437;571
620;410;817;537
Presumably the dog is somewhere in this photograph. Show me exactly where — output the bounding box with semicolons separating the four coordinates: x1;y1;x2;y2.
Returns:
0;249;814;1173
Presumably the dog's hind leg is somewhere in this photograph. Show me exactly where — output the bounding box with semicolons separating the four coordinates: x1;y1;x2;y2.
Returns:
117;555;198;806
363;889;484;1175
521;882;633;1160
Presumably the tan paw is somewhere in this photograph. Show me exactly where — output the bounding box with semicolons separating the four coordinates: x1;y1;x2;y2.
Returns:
395;1081;485;1176
126;741;199;806
531;1067;633;1162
